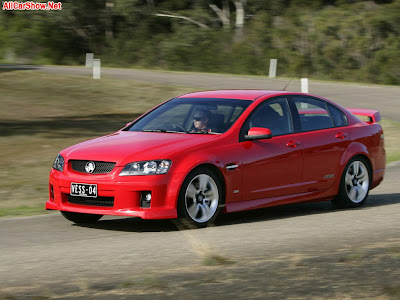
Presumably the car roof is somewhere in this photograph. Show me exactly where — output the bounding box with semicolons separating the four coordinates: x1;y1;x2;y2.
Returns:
178;90;293;100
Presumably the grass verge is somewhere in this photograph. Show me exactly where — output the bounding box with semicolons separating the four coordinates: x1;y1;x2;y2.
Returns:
381;118;400;163
0;70;399;217
0;204;48;218
0;70;192;217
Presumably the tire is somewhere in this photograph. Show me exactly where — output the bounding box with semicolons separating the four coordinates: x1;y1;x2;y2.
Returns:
178;167;224;228
332;156;371;208
61;211;103;224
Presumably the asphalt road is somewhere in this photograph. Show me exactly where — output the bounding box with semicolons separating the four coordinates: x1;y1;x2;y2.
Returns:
0;65;399;299
0;163;399;299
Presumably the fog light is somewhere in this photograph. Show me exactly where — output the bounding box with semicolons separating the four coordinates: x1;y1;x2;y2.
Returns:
140;191;151;208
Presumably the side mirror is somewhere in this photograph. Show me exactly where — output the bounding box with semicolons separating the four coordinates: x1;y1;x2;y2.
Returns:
244;127;272;141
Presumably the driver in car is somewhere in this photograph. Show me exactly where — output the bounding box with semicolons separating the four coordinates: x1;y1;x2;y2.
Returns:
191;109;212;133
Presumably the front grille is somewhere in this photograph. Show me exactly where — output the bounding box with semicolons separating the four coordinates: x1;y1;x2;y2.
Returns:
70;160;116;174
67;195;114;207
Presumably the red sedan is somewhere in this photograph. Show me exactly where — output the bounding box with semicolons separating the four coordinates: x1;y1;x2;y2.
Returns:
46;90;385;227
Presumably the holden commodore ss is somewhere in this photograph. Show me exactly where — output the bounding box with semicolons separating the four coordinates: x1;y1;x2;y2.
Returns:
46;90;385;227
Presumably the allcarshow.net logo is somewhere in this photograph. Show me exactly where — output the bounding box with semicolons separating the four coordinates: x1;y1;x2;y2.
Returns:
2;1;62;10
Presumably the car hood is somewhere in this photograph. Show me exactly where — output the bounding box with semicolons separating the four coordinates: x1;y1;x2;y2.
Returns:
61;131;220;166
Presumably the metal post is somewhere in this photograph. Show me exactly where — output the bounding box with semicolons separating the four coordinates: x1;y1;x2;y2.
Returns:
86;53;94;67
93;59;101;79
269;59;277;78
301;78;308;93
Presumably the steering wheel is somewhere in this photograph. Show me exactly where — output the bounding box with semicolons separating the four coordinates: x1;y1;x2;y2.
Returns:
171;123;187;133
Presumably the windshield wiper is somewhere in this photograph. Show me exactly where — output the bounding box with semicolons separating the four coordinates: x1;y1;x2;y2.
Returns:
142;129;219;134
188;131;221;135
142;129;184;133
142;129;167;132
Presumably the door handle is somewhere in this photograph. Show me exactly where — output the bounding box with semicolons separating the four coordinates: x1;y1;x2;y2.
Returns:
286;141;301;148
335;132;348;139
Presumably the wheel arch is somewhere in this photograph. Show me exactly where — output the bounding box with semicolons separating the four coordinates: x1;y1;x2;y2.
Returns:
339;153;373;190
333;142;373;193
175;163;227;223
340;142;371;171
350;154;373;186
180;163;226;204
332;153;373;208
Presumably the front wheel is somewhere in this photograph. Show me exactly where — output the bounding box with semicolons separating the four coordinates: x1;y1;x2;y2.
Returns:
332;157;371;208
61;211;103;224
178;167;224;228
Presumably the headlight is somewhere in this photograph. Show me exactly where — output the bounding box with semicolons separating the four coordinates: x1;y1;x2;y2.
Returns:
119;160;172;176
52;154;65;172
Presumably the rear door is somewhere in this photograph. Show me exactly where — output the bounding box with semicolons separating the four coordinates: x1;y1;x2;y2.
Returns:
291;96;350;192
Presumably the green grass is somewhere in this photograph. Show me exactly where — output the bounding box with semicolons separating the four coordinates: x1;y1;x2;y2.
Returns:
116;275;168;290
338;251;366;263
383;285;400;298
381;118;400;163
0;70;399;217
0;204;48;218
203;254;234;266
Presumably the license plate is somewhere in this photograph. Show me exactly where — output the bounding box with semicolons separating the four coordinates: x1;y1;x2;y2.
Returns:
70;183;97;198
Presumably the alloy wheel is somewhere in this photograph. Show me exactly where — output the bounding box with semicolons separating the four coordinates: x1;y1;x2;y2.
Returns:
344;160;369;203
184;174;219;223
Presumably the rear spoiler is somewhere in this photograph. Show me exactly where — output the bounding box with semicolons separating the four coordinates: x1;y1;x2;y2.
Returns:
346;108;381;123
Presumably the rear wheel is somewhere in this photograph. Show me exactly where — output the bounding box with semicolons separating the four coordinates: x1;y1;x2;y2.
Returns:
333;156;370;208
178;167;223;227
61;211;103;224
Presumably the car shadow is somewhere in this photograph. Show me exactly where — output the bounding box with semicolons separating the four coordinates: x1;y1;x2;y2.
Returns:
0;113;141;137
73;217;183;232
73;192;400;232
215;192;400;226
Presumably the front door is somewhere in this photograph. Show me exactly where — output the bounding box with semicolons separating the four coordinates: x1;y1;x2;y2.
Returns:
240;97;304;201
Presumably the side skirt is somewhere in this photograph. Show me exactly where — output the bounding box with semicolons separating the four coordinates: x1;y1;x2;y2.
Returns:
225;190;335;213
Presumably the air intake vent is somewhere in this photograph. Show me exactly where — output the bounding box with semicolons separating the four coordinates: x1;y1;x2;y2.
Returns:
67;195;114;207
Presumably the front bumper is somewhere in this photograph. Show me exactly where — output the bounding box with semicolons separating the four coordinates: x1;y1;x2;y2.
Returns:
46;168;181;219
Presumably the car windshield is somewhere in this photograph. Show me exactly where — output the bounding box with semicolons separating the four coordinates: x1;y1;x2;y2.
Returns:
126;98;252;134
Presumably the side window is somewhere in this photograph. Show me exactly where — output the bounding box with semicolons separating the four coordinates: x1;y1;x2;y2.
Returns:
245;98;293;136
328;104;348;127
293;97;334;132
